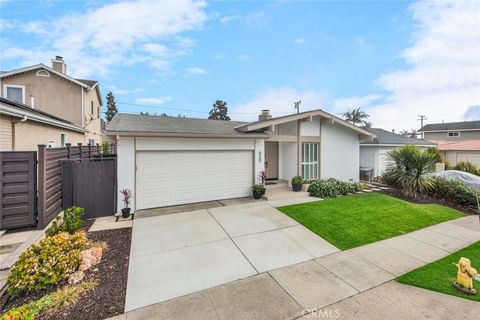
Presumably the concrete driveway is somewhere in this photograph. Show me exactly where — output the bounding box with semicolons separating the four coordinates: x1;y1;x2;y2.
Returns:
125;201;339;311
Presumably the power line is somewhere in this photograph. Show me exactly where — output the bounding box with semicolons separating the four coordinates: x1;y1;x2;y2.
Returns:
116;101;294;115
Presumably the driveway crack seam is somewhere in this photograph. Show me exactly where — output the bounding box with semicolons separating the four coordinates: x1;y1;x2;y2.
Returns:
206;208;260;274
205;290;222;320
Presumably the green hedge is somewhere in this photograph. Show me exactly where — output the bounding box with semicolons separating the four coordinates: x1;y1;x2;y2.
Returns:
454;161;479;176
308;178;363;198
426;177;479;209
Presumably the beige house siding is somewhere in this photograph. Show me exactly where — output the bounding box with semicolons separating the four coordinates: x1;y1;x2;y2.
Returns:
13;120;85;151
424;131;480;141
0;114;13;151
83;87;102;144
1;70;83;126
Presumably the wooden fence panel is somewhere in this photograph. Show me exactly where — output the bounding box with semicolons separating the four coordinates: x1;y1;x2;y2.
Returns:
0;151;37;230
62;158;116;219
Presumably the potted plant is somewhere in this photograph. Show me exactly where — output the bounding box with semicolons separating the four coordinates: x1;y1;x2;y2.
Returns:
291;176;302;192
120;188;133;218
301;179;311;192
258;170;267;195
252;184;266;199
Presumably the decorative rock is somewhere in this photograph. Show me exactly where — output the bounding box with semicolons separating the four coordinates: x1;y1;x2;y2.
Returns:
68;271;85;285
79;247;103;271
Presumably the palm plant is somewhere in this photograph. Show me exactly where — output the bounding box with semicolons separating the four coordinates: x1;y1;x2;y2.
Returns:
382;145;438;197
342;107;370;126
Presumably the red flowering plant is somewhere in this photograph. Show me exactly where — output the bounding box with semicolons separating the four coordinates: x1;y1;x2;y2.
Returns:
259;170;267;185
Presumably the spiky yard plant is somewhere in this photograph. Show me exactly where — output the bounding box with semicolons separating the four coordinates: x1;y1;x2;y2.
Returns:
382;145;438;197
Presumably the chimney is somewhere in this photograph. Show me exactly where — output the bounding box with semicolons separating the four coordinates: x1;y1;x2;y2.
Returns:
51;56;67;74
258;109;272;121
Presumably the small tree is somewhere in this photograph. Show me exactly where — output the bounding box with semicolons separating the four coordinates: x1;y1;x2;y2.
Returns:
105;92;118;122
342;107;370;126
208;100;231;120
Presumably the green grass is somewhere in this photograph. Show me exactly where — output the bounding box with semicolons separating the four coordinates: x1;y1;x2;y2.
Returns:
397;241;480;302
279;193;463;250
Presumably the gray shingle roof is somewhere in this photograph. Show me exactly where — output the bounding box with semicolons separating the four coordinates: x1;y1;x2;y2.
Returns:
419;120;480;132
360;127;435;146
75;79;98;88
106;113;266;136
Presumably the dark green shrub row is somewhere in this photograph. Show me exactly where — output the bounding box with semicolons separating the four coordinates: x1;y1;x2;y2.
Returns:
426;177;479;209
308;178;364;198
454;161;480;176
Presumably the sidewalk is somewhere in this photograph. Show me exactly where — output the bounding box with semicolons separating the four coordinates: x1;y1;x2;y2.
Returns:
110;215;480;319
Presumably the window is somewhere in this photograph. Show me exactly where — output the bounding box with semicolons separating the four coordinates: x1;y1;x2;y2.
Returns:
301;143;319;180
447;132;460;137
97;106;100;118
4;85;25;103
36;70;50;77
60;133;67;147
47;140;56;148
91;101;94;115
88;139;95;146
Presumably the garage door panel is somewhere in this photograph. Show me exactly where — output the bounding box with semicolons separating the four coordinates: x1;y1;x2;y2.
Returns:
136;151;253;209
457;152;480;166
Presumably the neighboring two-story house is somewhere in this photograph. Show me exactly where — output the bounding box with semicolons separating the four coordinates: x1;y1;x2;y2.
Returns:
419;120;480;166
0;56;102;151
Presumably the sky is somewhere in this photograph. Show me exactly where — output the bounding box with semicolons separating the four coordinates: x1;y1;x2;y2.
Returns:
1;0;479;131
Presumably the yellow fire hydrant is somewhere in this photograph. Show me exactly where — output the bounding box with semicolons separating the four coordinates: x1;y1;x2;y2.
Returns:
453;257;478;295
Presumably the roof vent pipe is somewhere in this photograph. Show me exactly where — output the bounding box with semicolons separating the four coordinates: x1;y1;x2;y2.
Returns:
258;109;272;121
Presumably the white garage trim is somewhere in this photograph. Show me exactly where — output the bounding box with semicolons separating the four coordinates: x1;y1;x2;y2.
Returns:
135;150;254;210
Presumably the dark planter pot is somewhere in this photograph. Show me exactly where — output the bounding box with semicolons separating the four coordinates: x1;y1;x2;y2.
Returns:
121;208;131;218
253;191;263;199
292;184;302;192
261;188;266;195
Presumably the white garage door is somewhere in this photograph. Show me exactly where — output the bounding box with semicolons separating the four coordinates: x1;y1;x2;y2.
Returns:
136;150;253;210
457;152;480;166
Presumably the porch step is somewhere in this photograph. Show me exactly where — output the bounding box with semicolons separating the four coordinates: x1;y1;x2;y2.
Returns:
264;180;288;190
262;187;311;201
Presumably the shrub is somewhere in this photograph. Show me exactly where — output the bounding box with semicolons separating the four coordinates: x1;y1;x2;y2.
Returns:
102;142;110;155
291;176;302;185
46;206;84;237
7;231;91;297
0;305;34;320
454;161;479;176
426;177;479;209
382;145;437;196
251;184;265;193
308;178;362;198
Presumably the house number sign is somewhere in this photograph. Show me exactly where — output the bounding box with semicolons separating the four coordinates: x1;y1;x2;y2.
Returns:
258;151;262;163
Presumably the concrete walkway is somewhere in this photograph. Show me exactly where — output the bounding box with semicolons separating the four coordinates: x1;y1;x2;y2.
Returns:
122;197;480;319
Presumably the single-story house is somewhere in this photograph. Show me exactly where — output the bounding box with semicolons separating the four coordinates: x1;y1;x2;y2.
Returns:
360;127;435;178
106;109;375;211
0;97;87;151
419;120;480;166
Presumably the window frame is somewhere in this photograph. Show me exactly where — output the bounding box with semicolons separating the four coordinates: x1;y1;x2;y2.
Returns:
36;70;51;77
447;132;460;137
301;142;319;180
91;101;94;115
60;133;67;147
3;84;26;104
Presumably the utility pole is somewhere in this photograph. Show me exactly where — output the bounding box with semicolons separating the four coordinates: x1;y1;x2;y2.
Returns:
417;115;427;138
294;100;301;114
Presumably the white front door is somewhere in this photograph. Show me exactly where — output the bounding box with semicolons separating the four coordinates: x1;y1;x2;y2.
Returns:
136;150;253;210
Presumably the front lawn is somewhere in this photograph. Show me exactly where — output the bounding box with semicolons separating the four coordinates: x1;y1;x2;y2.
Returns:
397;241;480;302
279;193;463;250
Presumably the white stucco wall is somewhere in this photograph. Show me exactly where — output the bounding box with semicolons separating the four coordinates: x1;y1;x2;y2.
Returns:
300;117;321;136
278;141;297;185
116;136;264;212
320;121;360;181
117;137;135;213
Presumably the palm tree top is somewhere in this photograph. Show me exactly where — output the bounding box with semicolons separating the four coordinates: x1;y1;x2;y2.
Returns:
342;107;370;126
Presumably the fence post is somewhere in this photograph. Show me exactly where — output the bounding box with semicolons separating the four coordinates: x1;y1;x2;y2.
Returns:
66;143;72;159
88;144;92;158
97;143;102;158
37;144;47;229
78;143;82;159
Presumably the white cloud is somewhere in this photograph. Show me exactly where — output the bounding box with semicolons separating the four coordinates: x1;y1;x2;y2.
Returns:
2;0;207;78
231;86;328;121
185;66;207;76
220;15;241;24
359;0;480;132
294;37;305;44
352;36;374;54
110;86;143;95
134;96;172;105
332;95;382;115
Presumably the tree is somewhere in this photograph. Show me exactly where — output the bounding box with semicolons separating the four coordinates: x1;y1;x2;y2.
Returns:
382;145;438;197
208;100;231;120
342;107;370;126
104;92;118;122
409;129;418;139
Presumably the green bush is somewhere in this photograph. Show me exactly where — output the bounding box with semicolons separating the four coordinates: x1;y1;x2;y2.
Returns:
426;177;479;209
308;178;362;198
7;231;91;297
454;161;479;176
0;305;34;320
46;206;84;237
291;176;302;185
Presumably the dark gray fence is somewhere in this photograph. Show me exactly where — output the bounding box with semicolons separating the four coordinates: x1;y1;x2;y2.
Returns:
0;152;37;230
62;158;117;220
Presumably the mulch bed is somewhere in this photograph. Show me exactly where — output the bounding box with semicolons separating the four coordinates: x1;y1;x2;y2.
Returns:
2;224;132;320
379;188;479;216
